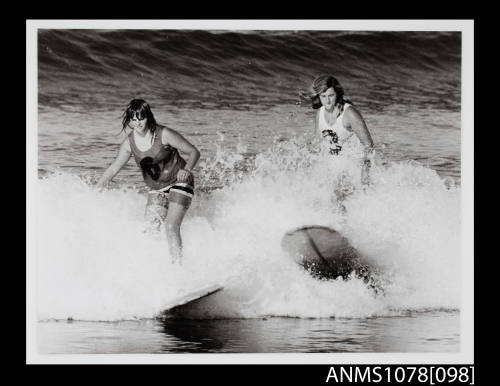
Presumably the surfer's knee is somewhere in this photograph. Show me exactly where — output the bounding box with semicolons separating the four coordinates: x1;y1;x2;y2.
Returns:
165;213;185;240
165;221;181;235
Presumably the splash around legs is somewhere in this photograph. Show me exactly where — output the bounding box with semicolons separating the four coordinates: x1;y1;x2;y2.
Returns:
144;191;169;234
164;202;189;264
144;187;193;264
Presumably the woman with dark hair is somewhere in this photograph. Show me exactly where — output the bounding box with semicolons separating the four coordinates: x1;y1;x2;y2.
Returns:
96;99;200;264
309;75;374;185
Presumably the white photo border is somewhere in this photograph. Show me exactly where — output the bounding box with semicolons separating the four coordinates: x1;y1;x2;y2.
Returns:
26;19;474;365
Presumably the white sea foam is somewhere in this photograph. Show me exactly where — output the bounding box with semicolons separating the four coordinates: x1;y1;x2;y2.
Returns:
35;139;461;321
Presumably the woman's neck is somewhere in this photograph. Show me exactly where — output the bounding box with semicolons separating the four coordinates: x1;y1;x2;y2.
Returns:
324;103;342;116
134;128;152;139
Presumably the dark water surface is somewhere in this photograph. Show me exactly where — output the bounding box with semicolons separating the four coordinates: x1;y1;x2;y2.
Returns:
38;311;459;354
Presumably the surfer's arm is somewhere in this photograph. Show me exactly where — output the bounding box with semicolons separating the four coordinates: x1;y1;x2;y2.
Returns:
344;107;374;185
162;127;200;175
344;106;374;155
95;139;132;190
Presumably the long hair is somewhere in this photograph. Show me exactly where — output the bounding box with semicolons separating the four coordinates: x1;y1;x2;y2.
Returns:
309;75;351;110
121;99;158;136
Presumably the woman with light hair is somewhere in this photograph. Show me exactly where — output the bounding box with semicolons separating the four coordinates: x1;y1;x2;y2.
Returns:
309;74;374;185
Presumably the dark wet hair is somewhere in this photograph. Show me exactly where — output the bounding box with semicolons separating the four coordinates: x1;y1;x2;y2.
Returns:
309;75;350;110
121;99;158;135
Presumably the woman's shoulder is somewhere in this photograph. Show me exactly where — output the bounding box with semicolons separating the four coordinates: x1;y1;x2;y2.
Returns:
343;103;362;118
156;124;166;133
158;125;178;144
120;135;132;152
343;102;354;111
158;124;178;133
341;103;365;130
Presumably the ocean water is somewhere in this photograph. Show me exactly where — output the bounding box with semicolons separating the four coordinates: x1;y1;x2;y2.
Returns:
32;28;464;356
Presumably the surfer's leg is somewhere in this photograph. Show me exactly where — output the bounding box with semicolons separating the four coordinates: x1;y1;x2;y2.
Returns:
165;202;189;264
144;191;169;233
165;182;194;264
333;172;355;213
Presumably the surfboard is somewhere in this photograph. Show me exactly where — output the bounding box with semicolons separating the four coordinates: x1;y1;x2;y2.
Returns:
281;225;370;280
161;284;223;313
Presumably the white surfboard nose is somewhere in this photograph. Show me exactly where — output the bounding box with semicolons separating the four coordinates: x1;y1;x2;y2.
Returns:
160;284;224;313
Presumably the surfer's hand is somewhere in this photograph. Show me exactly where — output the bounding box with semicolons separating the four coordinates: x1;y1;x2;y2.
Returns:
361;159;371;186
177;169;191;182
94;180;107;192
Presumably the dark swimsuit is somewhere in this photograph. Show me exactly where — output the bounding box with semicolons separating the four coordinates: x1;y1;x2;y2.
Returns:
128;127;194;208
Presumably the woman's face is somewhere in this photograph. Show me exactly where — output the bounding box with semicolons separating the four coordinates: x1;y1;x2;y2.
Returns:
129;113;147;133
319;87;338;110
